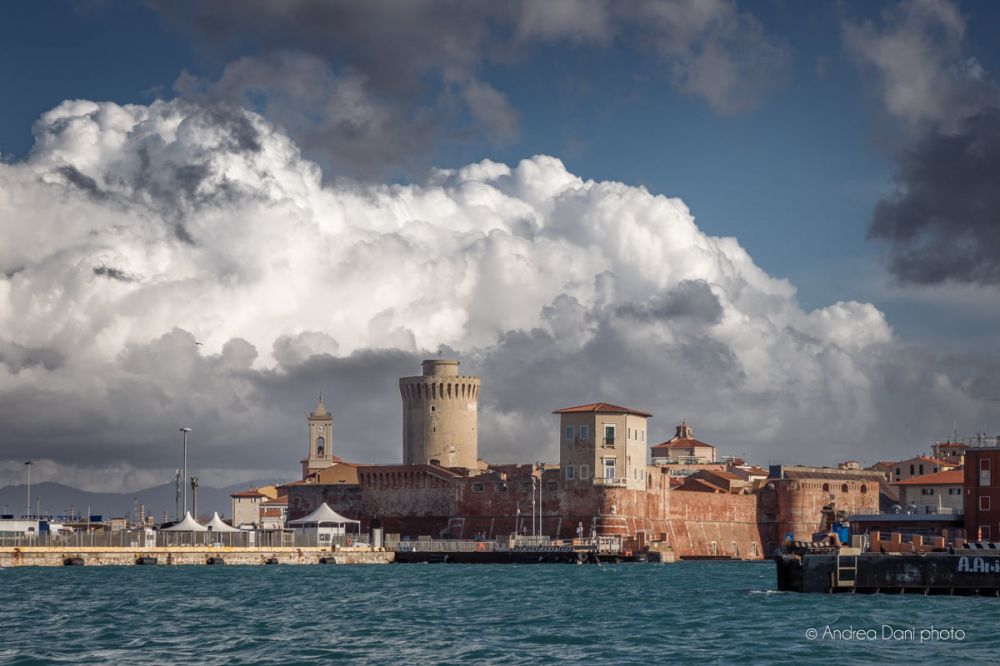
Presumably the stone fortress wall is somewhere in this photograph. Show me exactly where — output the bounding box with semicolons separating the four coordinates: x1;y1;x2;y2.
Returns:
289;359;880;560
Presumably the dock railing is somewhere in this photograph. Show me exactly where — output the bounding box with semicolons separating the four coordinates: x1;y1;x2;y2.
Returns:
0;529;365;550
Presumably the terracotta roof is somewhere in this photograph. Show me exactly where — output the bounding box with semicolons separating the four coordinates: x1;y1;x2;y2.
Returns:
553;402;652;417
895;469;964;486
896;455;954;467
651;438;717;450
230;489;268;498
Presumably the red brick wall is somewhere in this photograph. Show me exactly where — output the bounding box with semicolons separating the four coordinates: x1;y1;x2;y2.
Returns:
964;450;1000;540
767;477;879;543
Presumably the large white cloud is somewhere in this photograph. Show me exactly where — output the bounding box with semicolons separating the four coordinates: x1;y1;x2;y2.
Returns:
0;97;986;492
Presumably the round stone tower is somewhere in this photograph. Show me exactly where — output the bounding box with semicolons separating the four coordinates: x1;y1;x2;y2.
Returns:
399;359;479;468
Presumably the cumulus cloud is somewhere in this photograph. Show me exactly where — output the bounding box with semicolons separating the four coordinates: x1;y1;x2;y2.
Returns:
0;97;990;491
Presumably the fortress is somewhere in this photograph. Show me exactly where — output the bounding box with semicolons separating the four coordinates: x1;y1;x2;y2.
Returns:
285;359;882;559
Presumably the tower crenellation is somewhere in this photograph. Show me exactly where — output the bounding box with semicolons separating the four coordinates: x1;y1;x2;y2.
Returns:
399;359;479;468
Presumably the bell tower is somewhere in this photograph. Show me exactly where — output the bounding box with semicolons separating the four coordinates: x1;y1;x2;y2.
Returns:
303;395;335;477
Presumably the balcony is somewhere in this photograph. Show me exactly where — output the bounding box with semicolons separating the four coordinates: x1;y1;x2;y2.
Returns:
593;477;629;487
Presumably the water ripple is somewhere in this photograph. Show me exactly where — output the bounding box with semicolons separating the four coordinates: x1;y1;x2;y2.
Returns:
1;562;999;663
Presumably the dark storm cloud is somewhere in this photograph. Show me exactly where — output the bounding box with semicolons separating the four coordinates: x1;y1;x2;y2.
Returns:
174;52;439;179
152;0;790;176
869;108;1000;285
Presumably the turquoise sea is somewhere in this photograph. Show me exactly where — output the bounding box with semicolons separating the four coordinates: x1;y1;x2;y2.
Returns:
1;561;998;664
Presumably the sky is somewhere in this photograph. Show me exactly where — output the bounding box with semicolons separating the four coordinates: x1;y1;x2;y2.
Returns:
1;0;999;493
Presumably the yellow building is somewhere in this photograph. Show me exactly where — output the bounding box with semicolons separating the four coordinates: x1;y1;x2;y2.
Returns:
555;402;651;491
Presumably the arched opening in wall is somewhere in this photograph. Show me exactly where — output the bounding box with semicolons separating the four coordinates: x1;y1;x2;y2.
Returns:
822;483;829;493
841;484;849;493
860;484;868;494
316;437;325;457
430;458;440;466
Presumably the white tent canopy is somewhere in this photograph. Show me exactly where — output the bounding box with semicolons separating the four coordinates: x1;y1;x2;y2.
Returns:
161;511;208;532
288;502;360;526
203;512;240;533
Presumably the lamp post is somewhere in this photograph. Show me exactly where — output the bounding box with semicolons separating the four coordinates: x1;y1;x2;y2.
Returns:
531;476;536;537
537;462;544;538
191;476;199;519
174;469;182;521
24;460;31;518
179;428;192;515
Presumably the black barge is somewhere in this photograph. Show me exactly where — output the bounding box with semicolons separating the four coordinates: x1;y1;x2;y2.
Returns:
777;543;1000;594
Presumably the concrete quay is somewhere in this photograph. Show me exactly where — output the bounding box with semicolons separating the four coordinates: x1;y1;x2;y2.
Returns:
0;546;394;567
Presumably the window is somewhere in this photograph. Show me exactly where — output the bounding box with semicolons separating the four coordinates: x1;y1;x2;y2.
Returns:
910;464;915;475
604;425;616;447
919;464;924;475
841;484;848;493
981;495;991;511
430;405;436;413
922;488;935;495
895;467;901;477
860;484;868;494
822;483;830;493
472;483;484;492
580;464;589;480
580;425;589;440
565;426;574;441
316;436;325;457
981;459;991;487
603;458;616;480
628;427;632;440
949;488;962;495
566;465;575;480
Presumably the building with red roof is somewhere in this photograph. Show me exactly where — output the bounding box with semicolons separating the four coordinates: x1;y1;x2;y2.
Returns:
894;468;964;515
887;455;956;483
554;402;652;491
650;421;718;464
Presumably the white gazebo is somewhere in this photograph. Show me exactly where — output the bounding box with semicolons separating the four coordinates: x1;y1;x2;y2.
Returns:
159;511;208;545
203;512;243;546
161;511;208;532
288;503;361;547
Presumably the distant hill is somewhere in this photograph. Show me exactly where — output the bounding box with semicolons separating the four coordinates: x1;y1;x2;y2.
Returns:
0;479;284;523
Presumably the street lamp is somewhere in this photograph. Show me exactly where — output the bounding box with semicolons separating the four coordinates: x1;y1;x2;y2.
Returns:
179;428;192;515
24;460;31;518
536;461;544;538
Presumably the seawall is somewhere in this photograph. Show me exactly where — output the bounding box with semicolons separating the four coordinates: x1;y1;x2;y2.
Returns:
0;546;394;567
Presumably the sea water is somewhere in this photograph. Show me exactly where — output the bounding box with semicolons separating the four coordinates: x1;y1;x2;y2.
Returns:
1;561;998;664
